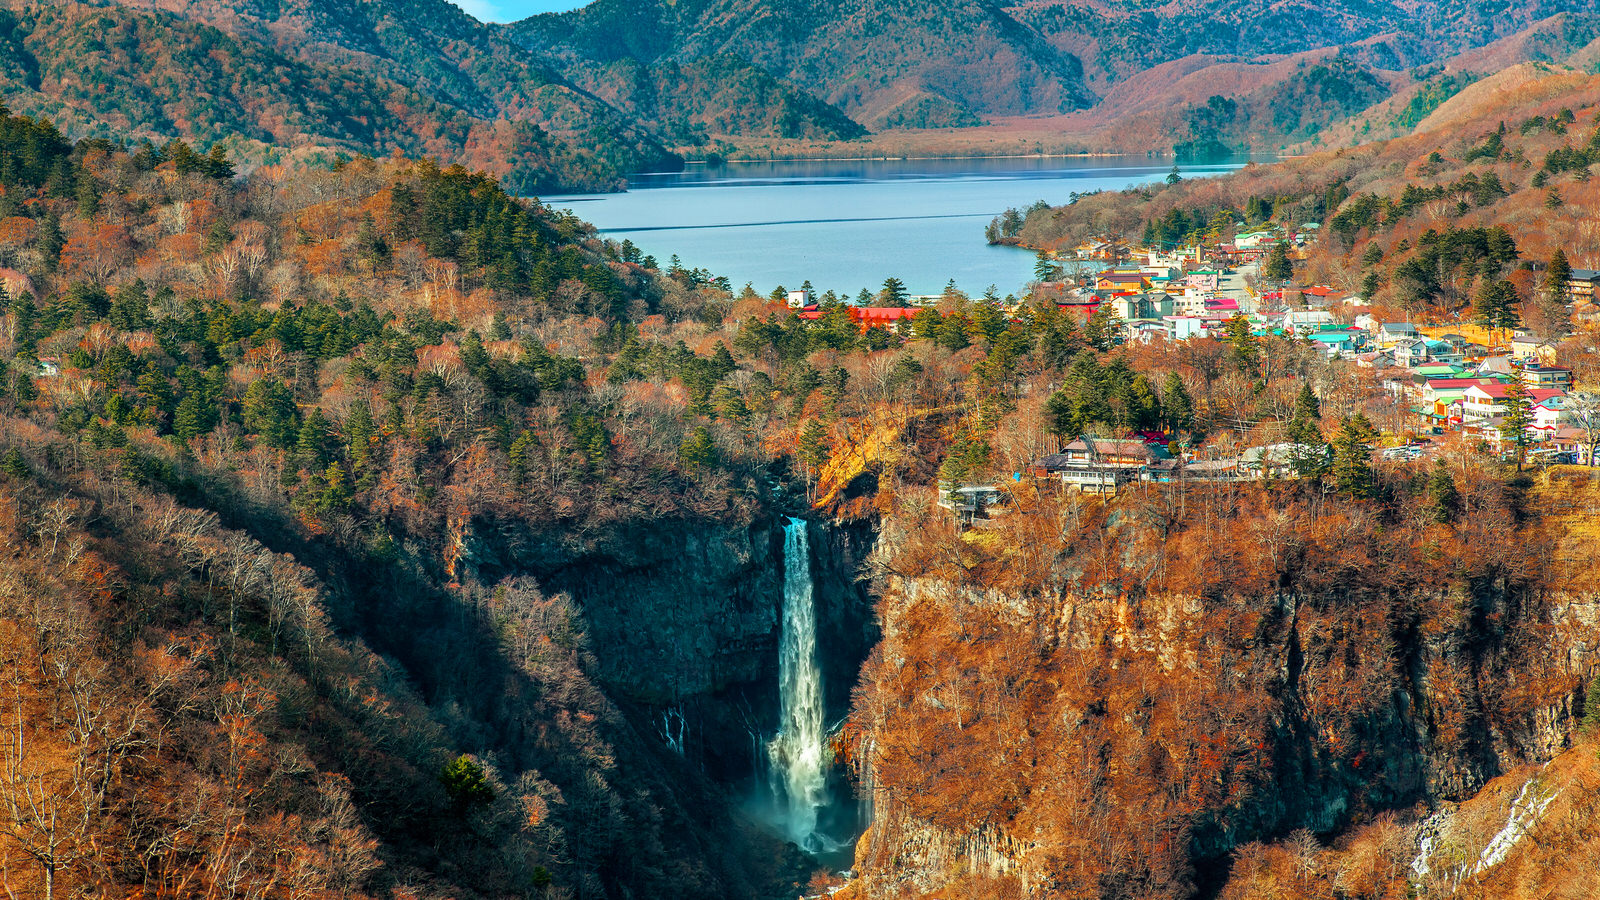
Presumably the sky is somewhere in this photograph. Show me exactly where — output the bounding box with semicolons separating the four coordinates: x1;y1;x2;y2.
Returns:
447;0;588;22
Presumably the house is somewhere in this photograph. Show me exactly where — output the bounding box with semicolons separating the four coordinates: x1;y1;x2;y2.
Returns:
1300;285;1339;306
1110;292;1174;322
1569;269;1600;303
1478;356;1516;377
1240;443;1329;479
1460;384;1565;422
1377;322;1420;347
1284;310;1337;335
1164;316;1211;340
1355;349;1395;369
1522;364;1572;389
786;289;812;309
1095;271;1148;293
1234;231;1280;250
1307;330;1359;355
1511;334;1558;364
1126;321;1171;343
1413;364;1467;380
937;485;1007;526
1029;437;1167;493
1392;337;1431;368
1423;340;1464;366
1421;376;1507;410
1185;270;1223;293
850;307;918;331
1180;457;1244;481
1531;395;1569;436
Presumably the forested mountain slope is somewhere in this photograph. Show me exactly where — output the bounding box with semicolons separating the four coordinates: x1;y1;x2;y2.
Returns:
1013;65;1600;334
0;103;848;897
514;0;1600;151
511;0;1100;130
6;78;1600;897
0;0;678;192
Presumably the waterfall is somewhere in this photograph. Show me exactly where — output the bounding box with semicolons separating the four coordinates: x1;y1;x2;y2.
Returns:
766;516;830;849
660;705;686;756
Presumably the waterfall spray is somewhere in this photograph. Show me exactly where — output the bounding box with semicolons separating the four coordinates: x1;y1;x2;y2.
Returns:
767;517;830;849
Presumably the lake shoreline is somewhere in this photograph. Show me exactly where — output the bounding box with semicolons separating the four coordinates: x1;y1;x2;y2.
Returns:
544;158;1236;296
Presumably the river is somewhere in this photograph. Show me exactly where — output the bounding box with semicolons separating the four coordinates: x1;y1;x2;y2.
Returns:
543;157;1239;298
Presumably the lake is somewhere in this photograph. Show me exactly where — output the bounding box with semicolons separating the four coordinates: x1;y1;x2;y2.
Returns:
543;157;1239;298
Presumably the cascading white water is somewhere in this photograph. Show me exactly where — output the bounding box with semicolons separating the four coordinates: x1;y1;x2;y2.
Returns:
766;516;829;848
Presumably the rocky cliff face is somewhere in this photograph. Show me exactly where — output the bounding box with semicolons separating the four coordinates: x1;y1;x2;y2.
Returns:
844;485;1600;900
452;509;879;784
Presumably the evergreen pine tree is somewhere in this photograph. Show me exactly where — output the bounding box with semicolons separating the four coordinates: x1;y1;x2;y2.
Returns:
172;394;208;443
880;277;908;307
108;280;152;331
1161;372;1194;434
318;463;352;512
1331;416;1377;498
1285;384;1330;477
1502;378;1535;471
1426;460;1459;523
1473;279;1521;336
296;409;330;470
1263;242;1294;282
0;448;28;479
1545;248;1573;303
1034;251;1057;283
508;429;537;482
798;420;830;476
678;426;717;471
35;212;64;272
1224;314;1258;375
1085;303;1122;351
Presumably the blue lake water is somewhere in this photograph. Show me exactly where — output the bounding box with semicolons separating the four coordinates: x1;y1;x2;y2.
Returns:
543;157;1239;298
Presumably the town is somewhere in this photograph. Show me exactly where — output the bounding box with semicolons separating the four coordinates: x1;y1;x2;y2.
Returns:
780;224;1600;524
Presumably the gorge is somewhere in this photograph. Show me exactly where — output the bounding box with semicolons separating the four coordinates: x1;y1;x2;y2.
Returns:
4;33;1600;900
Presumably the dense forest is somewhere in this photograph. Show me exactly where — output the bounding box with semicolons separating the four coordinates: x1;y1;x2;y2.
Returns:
0;0;678;192
4;44;1600;900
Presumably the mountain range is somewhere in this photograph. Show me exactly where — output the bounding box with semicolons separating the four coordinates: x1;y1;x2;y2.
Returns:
1;0;1599;188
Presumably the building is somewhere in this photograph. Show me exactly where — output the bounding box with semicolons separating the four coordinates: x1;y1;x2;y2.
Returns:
1239;443;1330;478
937;485;1007;527
796;305;919;331
1377;322;1421;347
1029;437;1167;493
1284;310;1337;335
1531;395;1569;436
1164;316;1212;340
1511;334;1558;364
1095;271;1149;293
1569;269;1600;303
1392;337;1431;368
786;289;812;308
1460;384;1565;422
1522;364;1572;389
1109;292;1174;322
1234;231;1280;250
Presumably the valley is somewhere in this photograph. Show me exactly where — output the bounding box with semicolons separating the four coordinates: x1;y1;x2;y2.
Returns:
1;1;1600;899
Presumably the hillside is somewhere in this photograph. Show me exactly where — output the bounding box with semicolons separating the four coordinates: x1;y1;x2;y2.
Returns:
0;102;845;898
511;0;1099;131
5;85;1600;898
0;0;682;192
512;0;1600;152
1017;63;1600;328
